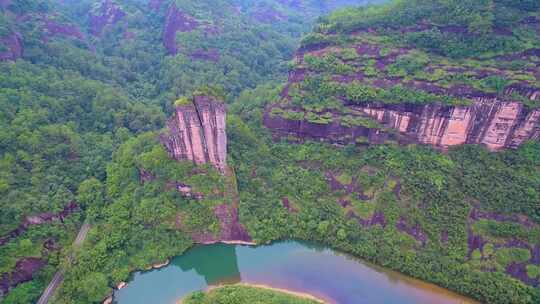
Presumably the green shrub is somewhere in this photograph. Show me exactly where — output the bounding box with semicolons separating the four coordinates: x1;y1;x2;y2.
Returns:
526;265;540;279
495;248;531;267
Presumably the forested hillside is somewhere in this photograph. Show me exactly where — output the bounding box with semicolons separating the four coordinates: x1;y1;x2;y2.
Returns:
0;0;539;304
0;0;386;302
241;1;540;303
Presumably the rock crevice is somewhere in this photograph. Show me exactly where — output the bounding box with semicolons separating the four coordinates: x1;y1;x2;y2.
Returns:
161;94;227;173
358;99;540;151
264;99;540;151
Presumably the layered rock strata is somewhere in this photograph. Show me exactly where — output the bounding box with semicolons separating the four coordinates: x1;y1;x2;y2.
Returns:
265;99;540;151
263;107;409;146
160;95;227;173
358;99;540;151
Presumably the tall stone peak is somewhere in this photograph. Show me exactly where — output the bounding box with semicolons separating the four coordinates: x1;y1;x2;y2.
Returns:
160;94;227;173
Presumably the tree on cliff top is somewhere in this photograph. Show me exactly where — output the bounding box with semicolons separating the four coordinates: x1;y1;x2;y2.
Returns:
193;85;227;102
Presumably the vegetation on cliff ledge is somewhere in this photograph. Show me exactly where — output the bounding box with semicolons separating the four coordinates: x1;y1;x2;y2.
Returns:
277;0;540;116
0;0;539;304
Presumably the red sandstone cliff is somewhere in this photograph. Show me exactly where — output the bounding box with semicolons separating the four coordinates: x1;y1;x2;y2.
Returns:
160;95;228;173
162;4;199;54
159;97;251;243
89;0;125;37
264;97;540;151
358;97;540;151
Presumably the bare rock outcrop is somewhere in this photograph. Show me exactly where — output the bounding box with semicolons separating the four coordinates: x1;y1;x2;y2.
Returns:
162;4;199;54
89;0;125;37
265;98;540;152
0;258;46;297
0;32;23;61
190;203;252;244
0;202;79;247
263;107;406;146
160;95;227;173
358;99;540;151
42;18;84;42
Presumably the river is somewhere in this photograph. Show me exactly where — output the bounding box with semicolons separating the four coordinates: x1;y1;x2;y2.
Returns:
114;241;477;304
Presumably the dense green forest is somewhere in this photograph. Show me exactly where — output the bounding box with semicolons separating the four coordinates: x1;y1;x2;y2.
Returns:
0;0;539;304
0;0;320;302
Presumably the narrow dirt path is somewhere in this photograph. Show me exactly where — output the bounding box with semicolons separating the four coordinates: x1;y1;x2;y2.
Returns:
36;222;91;304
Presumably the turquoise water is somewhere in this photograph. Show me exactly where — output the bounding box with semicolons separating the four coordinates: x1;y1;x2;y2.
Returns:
114;241;476;304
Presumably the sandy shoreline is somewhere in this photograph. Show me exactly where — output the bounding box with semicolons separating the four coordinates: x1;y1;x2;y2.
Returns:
200;240;257;246
177;283;326;303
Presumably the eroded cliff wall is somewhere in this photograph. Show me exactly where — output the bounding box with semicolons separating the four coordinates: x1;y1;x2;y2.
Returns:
160;95;227;172
359;98;540;151
264;100;540;151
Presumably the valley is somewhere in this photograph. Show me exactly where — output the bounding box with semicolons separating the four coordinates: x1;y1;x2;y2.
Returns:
0;1;539;304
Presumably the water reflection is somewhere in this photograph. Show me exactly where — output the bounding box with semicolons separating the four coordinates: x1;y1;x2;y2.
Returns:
114;241;478;304
174;244;241;285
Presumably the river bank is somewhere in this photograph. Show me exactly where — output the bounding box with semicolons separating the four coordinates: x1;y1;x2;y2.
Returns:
178;283;326;304
113;241;478;304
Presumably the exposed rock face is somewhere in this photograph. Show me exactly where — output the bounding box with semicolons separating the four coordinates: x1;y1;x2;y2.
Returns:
396;217;427;246
467;231;487;256
42;18;84;42
470;208;535;228
214;203;251;242
358;99;540;151
0;258;46;297
272;18;540;152
165;180;203;200
507;263;539;287
89;0;126;36
138;168;155;184
0;32;23;61
160;95;227;173
191;203;252;244
0;202;79;247
347;210;387;228
162;4;199;54
265;98;540;151
281;197;298;213
263;107;406;146
466;207;540;286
